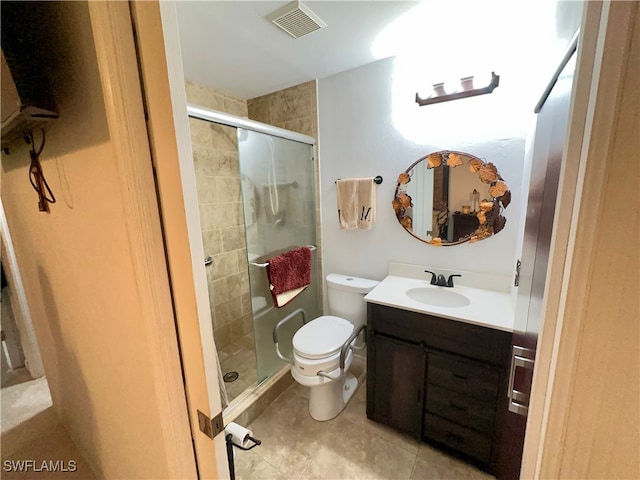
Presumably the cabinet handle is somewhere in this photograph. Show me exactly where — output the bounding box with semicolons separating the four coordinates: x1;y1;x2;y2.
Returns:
508;346;535;417
449;401;467;411
452;373;468;380
509;400;529;416
417;389;422;403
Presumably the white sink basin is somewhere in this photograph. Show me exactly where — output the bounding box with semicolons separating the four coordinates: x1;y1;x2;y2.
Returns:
405;287;471;308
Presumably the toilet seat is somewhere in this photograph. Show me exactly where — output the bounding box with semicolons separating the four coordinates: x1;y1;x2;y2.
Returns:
292;315;355;379
292;315;354;359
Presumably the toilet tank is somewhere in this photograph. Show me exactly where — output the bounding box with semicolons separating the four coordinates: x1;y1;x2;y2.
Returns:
326;273;379;330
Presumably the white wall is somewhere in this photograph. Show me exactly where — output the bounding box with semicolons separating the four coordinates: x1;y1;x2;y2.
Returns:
318;56;530;284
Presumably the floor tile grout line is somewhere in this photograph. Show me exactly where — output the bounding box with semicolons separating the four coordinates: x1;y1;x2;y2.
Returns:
408;451;419;480
338;410;420;458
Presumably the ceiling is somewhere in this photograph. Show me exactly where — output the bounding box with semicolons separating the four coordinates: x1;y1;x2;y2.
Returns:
175;1;582;101
175;1;419;99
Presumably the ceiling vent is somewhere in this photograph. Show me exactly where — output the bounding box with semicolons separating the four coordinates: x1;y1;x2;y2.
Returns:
267;1;327;39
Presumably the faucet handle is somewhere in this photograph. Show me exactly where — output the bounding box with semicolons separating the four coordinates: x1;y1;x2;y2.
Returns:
447;274;462;287
424;270;437;285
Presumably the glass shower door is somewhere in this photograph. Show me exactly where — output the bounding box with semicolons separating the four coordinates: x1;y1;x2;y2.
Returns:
237;129;320;383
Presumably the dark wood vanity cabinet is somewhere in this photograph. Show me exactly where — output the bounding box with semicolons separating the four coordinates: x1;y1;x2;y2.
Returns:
366;303;514;478
369;335;426;438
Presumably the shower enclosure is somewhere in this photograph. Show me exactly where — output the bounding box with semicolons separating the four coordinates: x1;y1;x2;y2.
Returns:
188;105;320;404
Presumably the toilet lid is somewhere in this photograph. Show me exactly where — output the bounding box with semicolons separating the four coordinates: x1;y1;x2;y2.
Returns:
293;315;354;359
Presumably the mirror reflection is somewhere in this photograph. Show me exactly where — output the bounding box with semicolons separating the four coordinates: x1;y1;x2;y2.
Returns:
393;151;510;245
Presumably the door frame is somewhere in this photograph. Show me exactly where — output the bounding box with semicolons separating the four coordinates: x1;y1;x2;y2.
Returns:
0;198;45;378
522;1;639;477
130;2;226;478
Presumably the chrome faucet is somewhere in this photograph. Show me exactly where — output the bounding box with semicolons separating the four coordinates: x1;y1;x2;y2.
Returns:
424;270;462;287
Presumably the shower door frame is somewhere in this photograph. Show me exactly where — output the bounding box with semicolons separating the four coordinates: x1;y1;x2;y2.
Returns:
187;104;315;145
186;104;317;386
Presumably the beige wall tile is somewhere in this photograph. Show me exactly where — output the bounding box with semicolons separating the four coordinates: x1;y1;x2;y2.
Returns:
212;278;229;307
241;293;252;316
284;116;313;136
215;296;242;327
207;280;217;319
247;99;270;124
215;177;242;204
212;251;239;279
210;123;238;152
221;226;246;251
240;313;253;336
185;80;225;110
198;204;217;232
223;97;248;117
215;324;231;350
201;230;223;256
196;175;217;204
237;248;248;270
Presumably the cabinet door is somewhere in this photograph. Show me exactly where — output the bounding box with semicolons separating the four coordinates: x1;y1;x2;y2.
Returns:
369;334;426;438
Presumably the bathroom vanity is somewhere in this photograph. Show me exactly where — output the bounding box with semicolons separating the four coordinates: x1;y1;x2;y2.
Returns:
364;268;518;478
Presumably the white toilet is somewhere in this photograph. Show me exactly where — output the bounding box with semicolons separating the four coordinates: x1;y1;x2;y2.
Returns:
289;273;379;421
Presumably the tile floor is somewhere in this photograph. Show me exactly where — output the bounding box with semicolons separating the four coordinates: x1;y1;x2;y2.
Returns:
235;374;495;480
219;332;258;402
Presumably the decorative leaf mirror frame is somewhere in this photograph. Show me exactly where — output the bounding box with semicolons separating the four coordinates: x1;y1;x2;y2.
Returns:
393;150;511;246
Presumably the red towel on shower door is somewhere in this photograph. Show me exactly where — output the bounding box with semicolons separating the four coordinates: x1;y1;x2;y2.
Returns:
266;246;312;308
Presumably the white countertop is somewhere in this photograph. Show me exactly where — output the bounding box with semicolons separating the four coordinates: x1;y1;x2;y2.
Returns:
364;275;515;332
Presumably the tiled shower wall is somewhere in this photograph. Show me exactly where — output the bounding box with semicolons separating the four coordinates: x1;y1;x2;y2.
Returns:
185;80;252;351
247;81;323;306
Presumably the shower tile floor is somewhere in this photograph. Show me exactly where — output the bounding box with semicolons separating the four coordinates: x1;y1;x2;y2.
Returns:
234;373;495;480
219;332;258;402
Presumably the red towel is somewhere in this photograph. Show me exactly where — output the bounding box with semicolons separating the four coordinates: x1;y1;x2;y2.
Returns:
266;247;312;307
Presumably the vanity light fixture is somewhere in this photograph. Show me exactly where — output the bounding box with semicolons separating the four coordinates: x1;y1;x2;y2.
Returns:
415;72;500;106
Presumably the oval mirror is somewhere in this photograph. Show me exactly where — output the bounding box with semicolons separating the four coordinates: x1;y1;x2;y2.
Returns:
393;151;510;246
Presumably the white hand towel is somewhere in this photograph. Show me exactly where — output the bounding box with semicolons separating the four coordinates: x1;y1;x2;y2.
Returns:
273;286;307;308
357;177;376;229
336;179;358;230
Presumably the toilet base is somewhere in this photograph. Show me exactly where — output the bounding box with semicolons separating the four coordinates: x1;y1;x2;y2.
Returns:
308;372;358;421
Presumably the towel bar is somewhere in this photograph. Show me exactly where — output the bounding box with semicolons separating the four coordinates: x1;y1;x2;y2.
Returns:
334;176;382;185
250;245;316;268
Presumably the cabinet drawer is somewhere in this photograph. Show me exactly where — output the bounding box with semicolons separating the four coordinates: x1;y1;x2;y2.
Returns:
424;413;492;465
426;384;496;434
428;352;500;402
370;304;511;366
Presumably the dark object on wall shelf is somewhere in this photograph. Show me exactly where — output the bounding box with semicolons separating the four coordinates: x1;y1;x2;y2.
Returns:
453;213;480;241
415;72;500;107
1;2;59;152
